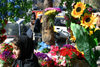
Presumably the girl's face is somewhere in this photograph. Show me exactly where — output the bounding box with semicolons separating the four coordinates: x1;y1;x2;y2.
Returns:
12;43;20;59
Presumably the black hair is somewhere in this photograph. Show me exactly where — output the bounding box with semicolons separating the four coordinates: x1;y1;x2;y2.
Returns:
12;35;34;60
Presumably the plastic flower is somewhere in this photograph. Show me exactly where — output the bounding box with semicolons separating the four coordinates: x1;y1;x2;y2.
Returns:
71;2;86;18
81;13;97;29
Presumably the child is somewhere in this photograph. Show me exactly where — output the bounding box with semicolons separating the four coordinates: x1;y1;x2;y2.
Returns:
11;35;40;67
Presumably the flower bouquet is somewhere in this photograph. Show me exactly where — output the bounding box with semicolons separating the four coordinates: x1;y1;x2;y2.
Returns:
44;7;61;25
34;50;56;67
35;44;85;67
60;0;100;67
0;43;15;67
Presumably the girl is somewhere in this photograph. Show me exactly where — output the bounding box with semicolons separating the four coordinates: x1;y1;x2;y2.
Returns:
11;35;40;67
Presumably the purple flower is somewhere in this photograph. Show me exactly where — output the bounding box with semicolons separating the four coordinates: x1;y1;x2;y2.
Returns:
63;44;76;49
2;51;10;57
35;52;51;61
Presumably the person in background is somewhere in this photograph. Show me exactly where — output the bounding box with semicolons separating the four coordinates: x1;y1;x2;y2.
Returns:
34;14;42;42
34;14;42;33
11;35;40;67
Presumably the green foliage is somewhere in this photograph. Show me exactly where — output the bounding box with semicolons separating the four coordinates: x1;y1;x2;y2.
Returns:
71;23;100;67
42;48;50;53
0;0;33;43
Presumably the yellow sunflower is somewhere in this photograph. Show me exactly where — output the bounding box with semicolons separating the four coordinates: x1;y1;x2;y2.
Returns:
71;2;86;18
81;13;97;29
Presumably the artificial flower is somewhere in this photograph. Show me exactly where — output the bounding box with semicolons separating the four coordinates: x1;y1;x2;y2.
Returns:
81;13;97;29
71;2;86;18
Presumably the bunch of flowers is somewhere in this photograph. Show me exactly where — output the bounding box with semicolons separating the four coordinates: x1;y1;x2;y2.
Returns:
47;44;84;67
71;2;98;35
0;43;15;64
44;7;61;26
35;44;84;67
34;50;56;67
60;0;100;67
44;7;61;16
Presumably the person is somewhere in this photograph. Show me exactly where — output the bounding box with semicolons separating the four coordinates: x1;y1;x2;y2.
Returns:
34;14;42;42
11;35;40;67
34;14;42;33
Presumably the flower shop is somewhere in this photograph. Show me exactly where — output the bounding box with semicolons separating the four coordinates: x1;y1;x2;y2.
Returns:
0;0;100;67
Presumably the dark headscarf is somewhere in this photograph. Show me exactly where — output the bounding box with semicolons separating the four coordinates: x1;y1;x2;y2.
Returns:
12;35;40;67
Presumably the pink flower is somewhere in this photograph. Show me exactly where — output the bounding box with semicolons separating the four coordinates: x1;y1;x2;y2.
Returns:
11;55;16;59
48;50;57;56
45;7;61;12
50;45;59;51
0;54;2;59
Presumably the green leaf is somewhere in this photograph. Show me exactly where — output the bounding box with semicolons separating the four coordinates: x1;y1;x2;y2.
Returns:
71;23;94;66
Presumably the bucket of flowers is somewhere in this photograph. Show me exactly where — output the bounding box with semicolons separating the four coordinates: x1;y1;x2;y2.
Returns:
0;43;15;67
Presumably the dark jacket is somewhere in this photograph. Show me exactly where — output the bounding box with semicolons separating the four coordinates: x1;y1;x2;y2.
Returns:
12;54;40;67
34;18;41;33
12;35;40;67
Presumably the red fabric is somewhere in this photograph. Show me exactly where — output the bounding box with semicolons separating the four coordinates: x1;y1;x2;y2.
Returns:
17;64;19;67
